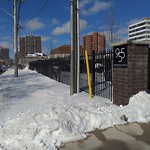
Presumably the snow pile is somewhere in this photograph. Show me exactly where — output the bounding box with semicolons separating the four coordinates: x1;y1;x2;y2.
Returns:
0;69;150;150
123;91;150;122
27;53;47;57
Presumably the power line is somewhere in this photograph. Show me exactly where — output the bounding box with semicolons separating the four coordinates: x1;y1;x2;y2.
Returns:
22;0;54;28
17;0;24;31
0;6;13;18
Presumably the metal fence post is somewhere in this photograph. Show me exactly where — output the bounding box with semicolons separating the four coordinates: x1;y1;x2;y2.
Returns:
91;50;95;95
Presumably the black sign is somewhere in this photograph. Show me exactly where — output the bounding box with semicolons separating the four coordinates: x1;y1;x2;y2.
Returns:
113;44;128;68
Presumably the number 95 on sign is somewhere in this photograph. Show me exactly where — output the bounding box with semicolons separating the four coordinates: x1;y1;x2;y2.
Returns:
113;44;127;68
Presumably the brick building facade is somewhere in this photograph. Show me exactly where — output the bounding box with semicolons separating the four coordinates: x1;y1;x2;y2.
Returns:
19;35;42;64
82;32;105;54
113;42;149;105
19;35;42;59
51;45;84;58
0;47;9;60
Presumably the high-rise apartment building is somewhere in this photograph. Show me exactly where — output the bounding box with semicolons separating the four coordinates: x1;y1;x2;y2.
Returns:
82;32;106;54
19;35;42;58
128;18;150;42
0;47;9;60
19;37;25;58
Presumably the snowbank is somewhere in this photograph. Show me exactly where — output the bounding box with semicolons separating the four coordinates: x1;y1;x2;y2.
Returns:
0;69;150;150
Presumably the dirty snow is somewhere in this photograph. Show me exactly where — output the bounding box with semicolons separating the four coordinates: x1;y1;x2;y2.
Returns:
0;68;150;150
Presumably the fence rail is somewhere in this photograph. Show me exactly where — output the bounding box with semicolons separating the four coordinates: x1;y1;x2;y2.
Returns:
29;57;70;85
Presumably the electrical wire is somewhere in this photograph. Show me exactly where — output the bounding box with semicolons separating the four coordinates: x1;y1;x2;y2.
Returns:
0;6;13;18
17;0;23;31
21;0;54;28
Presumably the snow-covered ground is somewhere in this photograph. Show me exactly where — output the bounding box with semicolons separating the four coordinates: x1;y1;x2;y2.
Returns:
0;68;150;150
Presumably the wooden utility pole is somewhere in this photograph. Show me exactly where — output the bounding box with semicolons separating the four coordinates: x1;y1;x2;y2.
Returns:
70;0;80;95
70;0;73;95
77;0;80;93
14;0;18;77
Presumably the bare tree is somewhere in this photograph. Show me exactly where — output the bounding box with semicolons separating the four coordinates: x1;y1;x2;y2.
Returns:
105;7;121;49
46;42;54;57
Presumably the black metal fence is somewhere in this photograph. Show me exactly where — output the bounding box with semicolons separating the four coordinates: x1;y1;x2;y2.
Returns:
29;50;113;100
148;48;150;91
29;57;70;85
80;50;113;100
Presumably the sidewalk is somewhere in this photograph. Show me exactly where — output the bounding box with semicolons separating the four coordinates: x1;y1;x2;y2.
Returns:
60;123;150;150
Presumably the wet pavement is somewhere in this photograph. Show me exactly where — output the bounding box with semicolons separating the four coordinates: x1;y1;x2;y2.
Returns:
60;123;150;150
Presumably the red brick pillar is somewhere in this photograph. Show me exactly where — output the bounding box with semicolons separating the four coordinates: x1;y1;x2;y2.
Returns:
113;42;149;105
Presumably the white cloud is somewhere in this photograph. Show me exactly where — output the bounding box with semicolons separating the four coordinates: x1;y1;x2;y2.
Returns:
25;18;45;31
117;26;128;35
80;0;92;9
0;36;12;48
52;19;88;36
51;18;60;26
85;31;97;35
127;18;141;26
41;36;51;42
53;39;58;44
0;42;12;48
51;21;70;35
81;1;113;16
80;19;88;30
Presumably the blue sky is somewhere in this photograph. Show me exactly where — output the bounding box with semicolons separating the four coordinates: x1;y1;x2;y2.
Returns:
0;0;149;58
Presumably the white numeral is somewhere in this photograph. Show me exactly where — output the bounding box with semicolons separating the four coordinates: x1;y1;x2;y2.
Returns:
115;48;125;62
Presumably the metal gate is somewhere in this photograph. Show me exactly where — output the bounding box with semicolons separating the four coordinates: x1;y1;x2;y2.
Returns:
80;50;113;100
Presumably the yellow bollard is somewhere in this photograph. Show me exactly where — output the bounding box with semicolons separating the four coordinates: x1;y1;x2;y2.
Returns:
85;50;93;99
